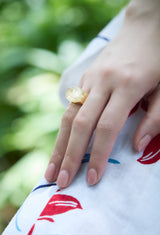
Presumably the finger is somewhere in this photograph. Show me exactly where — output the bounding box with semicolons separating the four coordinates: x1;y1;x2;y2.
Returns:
133;85;160;152
56;87;111;188
87;91;131;185
45;103;81;182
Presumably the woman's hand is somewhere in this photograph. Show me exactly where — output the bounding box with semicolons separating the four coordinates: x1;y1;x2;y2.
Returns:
45;1;160;188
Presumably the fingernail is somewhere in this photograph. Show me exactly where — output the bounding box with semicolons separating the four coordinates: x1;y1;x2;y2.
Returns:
138;134;152;152
87;168;97;186
57;170;69;188
45;163;56;182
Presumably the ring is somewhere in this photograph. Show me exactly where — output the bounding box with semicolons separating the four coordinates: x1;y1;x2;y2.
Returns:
65;86;88;104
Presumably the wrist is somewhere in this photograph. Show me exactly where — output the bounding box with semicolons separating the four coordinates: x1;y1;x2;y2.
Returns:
126;0;160;22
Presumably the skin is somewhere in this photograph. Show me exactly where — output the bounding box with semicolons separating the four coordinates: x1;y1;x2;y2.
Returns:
45;0;160;188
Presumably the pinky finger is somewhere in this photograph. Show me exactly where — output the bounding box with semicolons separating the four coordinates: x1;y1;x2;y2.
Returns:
133;85;160;152
45;103;80;182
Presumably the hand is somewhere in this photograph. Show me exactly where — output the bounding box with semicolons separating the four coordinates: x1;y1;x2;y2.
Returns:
45;2;160;188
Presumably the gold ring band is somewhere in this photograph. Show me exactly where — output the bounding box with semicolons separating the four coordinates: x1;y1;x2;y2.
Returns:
65;87;88;104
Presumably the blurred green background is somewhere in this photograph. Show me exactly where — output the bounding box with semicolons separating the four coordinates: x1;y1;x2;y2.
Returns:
0;0;128;232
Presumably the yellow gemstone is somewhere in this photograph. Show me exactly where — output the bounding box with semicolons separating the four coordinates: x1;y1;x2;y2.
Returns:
65;87;87;104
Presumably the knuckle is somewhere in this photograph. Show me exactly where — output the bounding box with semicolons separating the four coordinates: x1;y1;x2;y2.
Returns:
121;72;134;88
61;108;73;125
65;154;80;166
99;65;114;81
52;152;62;163
80;72;87;85
73;115;88;129
120;67;139;89
103;66;114;77
97;120;115;133
81;70;93;84
91;149;103;159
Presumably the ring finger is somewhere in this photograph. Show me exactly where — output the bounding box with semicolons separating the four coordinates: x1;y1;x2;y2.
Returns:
57;87;111;188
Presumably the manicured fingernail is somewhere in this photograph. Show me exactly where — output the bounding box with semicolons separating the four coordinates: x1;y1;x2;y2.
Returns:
138;134;151;152
45;163;56;182
87;168;97;186
57;170;69;188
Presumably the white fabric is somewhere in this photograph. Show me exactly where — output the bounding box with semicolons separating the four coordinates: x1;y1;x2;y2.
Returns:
3;9;160;235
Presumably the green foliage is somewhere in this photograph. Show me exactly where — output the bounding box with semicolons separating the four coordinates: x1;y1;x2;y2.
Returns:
0;0;128;232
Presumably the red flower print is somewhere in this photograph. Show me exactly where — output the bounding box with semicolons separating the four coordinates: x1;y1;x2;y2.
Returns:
137;134;160;164
28;194;82;235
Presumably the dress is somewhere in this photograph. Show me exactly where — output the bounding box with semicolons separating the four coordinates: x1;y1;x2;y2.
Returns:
3;9;160;235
